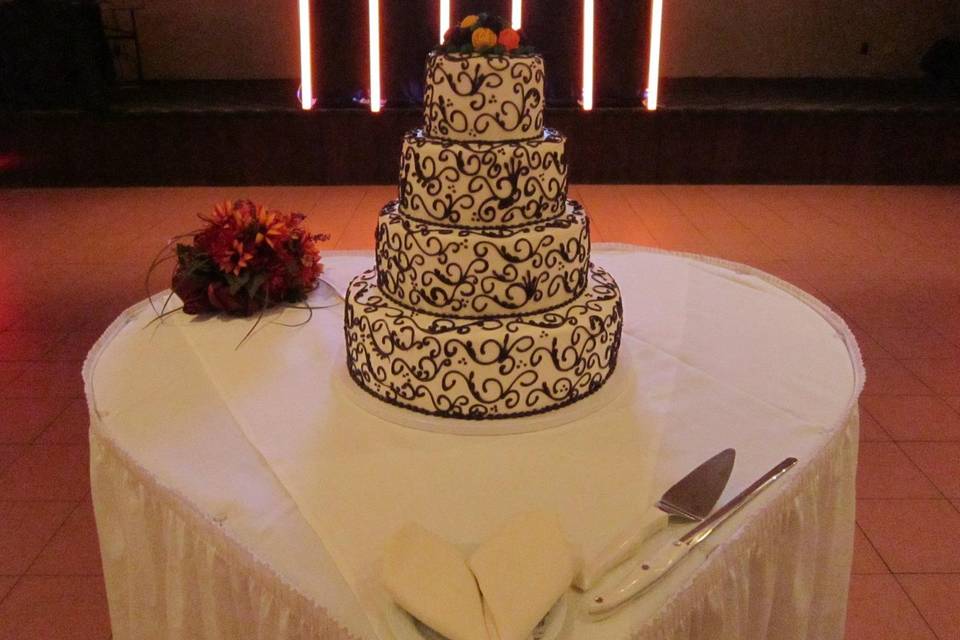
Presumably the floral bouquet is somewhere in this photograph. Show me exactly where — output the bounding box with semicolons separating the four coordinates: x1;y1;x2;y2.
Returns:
436;13;534;55
155;199;330;317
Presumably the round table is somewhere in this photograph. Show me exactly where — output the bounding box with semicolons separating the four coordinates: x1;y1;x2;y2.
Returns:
85;245;864;640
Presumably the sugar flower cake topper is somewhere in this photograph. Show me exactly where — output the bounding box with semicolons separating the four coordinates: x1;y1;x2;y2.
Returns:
436;13;534;55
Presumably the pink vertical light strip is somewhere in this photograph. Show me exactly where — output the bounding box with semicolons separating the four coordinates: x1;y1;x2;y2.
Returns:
646;0;663;110
440;0;451;42
581;0;594;110
511;0;522;29
297;0;313;110
368;0;381;112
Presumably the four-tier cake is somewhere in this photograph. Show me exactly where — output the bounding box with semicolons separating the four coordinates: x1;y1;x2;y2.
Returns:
344;35;623;420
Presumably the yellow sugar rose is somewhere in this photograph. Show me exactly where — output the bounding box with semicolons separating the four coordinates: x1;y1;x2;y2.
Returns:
460;15;479;29
471;27;497;50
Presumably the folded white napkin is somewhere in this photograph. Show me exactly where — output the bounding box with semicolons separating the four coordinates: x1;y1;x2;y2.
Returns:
383;524;488;640
382;512;577;640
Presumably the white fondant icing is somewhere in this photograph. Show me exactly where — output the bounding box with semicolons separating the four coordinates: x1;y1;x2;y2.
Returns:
375;200;590;318
344;265;623;419
424;53;545;142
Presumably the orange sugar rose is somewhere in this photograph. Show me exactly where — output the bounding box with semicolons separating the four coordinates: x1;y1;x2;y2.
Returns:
498;28;521;51
471;27;497;50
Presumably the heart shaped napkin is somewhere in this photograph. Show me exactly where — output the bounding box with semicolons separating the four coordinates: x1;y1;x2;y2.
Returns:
383;524;488;640
382;511;578;640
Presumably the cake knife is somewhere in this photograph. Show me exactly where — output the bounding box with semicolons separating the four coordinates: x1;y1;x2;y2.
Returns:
577;448;736;590
587;456;798;615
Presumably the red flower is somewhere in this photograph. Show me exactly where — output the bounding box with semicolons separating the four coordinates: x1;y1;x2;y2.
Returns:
207;282;251;315
172;266;215;315
442;25;460;44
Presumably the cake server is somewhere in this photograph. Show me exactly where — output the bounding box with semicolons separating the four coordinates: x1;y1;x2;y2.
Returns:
577;448;736;590
587;456;798;616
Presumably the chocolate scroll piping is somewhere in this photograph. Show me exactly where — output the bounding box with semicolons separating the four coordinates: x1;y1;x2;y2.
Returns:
344;265;623;419
376;200;590;319
398;129;567;229
423;53;545;143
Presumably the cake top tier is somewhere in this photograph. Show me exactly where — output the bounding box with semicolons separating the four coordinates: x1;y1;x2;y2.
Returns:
424;53;545;142
424;14;544;142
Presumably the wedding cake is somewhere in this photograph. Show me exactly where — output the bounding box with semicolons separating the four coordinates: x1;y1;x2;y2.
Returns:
344;19;622;420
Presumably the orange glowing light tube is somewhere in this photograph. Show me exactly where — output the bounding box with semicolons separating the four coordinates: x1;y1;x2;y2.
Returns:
440;0;451;42
581;0;594;111
297;0;313;110
646;0;663;110
369;0;381;112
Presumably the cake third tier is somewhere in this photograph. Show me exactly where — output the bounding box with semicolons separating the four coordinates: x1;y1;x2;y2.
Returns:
344;264;623;419
376;200;590;318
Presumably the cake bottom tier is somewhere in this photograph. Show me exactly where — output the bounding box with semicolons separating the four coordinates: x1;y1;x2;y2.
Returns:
344;263;623;420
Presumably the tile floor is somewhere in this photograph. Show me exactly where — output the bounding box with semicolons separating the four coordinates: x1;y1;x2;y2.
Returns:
0;184;958;639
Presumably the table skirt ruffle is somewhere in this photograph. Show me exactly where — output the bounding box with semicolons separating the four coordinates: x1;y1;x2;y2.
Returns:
91;429;355;640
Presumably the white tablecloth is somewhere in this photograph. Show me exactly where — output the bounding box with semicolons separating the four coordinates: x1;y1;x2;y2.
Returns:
85;245;864;640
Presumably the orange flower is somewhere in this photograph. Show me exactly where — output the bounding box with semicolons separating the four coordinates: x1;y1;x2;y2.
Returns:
472;27;497;50
227;239;253;275
255;208;285;248
234;202;258;229
460;14;479;29
212;199;234;223
498;28;520;51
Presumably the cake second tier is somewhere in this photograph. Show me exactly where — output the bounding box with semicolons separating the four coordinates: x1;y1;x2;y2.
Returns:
399;128;567;229
376;200;590;318
344;264;623;420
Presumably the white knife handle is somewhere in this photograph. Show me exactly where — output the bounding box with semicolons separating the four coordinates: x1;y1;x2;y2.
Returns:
586;540;690;615
576;509;669;590
586;457;798;617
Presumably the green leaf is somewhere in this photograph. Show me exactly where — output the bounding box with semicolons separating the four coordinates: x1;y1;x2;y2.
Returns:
228;271;250;295
175;243;197;266
247;271;269;298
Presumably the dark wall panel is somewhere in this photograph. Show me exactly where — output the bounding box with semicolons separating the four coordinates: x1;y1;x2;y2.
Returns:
596;0;649;107
6;107;959;186
382;0;437;106
524;0;583;105
455;0;511;20
312;2;369;107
